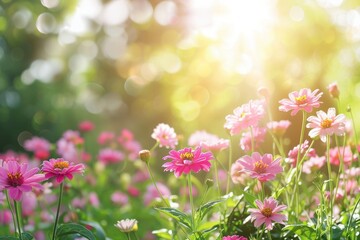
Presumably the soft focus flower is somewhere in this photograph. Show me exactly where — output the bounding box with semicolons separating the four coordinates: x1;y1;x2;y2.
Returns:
238;152;282;182
224;99;265;135
0;209;12;225
240;127;267;152
286;140;316;167
123;141;142;160
329;146;354;166
188;131;229;152
0;192;5;205
327;82;340;98
111;191;129;206
89;192;100;208
114;219;138;233
22;192;37;216
151;123;178;149
42;158;85;183
56;138;78;163
78;121;94;132
231;160;248;185
72;197;87;209
248;197;287;230
302;156;326;174
279;88;323;116
162;147;213;177
98;148;124;164
307;108;346;142
0;161;45;201
144;182;171;206
267;120;291;137
97;131;115;145
223;236;248;240
24;137;51;160
117;129;134;144
127;186;140;197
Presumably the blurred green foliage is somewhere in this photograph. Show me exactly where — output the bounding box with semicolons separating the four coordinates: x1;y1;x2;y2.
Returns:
1;0;360;152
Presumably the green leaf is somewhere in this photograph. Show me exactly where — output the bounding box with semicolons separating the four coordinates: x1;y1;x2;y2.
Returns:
155;207;192;230
56;223;96;240
195;199;223;222
81;221;107;240
152;229;172;239
240;189;257;208
0;232;33;240
283;224;317;239
0;237;17;240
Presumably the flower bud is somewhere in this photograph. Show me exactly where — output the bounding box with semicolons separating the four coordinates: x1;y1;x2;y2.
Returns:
327;82;340;99
139;150;151;163
205;179;214;188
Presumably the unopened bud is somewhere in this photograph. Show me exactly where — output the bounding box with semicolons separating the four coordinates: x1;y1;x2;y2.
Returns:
139;150;151;163
327;82;340;99
205;179;214;188
347;106;351;112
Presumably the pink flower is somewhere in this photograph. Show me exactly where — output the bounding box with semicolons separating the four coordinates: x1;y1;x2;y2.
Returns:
188;131;229;152
117;129;134;144
222;236;248;240
56;138;78;163
231;160;249;185
302;155;326;174
162;147;213;177
0;209;12;225
286;140;316;167
248;197;287;230
21;192;37;216
329;146;354;166
238;152;282;182
306;108;346;142
267;120;291;137
98;148;124;164
24;137;51;154
98;131;115;145
89;192;100;208
78;121;94;132
224;100;265;135
42;158;85;183
279;88;323;116
240;127;266;152
127;186;140;197
327;82;340;98
111;191;129;206
144;183;171;206
151;123;178;149
0;161;45;201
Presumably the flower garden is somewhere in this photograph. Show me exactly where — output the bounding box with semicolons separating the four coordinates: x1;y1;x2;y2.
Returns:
0;84;359;240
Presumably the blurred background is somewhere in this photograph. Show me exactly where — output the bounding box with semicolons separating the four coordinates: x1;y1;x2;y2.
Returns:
1;0;360;151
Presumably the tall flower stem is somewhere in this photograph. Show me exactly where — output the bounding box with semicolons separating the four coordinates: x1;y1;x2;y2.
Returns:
325;135;333;240
52;182;64;240
5;191;17;236
13;200;22;240
187;173;196;232
213;156;221;198
226;136;233;194
146;163;169;207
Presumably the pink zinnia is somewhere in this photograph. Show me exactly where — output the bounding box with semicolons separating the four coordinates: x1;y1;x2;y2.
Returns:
98;148;124;164
42;158;85;183
329;146;354;166
240;127;266;152
238;152;282;182
151;123;178;149
188;131;229;152
222;236;248;240
98;131;115;145
306;108;346;142
279;88;323;116
162;147;213;177
267;120;291;137
24;136;51;153
248;197;287;230
0;161;45;201
224;99;265;135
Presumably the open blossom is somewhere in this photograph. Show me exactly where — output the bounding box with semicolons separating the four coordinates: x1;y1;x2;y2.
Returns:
114;219;138;233
279;88;323;116
302;155;326;174
306;108;346;142
162;147;213;177
188;131;229;152
238;152;282;182
222;236;248;240
0;161;45;201
98;148;124;164
329;146;354;166
240;127;266;152
286;140;316;167
224;99;265;135
151;123;178;149
267;120;291;137
42;158;85;183
248;197;287;230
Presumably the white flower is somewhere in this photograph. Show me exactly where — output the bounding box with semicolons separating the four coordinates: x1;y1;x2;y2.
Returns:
114;219;138;233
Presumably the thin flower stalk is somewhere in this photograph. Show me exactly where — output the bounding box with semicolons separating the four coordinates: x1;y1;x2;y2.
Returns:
325;135;333;240
14;200;23;240
5;191;17;237
226;135;233;194
52;182;64;240
187;173;196;232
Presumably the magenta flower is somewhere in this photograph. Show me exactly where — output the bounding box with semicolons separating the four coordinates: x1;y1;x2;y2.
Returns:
0;161;45;201
224;99;265;135
222;236;248;240
42;158;85;183
151;123;178;149
98;148;124;164
238;152;282;182
78;121;94;132
306;108;346;142
162;147;213;177
279;88;323;116
248;197;287;230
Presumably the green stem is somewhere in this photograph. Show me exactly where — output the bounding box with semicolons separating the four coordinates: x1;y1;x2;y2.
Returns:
213;157;221;198
14;201;22;240
187;173;195;232
325;135;333;240
5;191;17;236
52;182;64;240
267;230;273;240
226;136;233;194
126;232;131;240
146;163;169;207
346;196;360;238
250;126;255;153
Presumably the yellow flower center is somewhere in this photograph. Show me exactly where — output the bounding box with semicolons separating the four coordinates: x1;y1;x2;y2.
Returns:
320;118;333;129
7;172;24;187
180;152;194;161
295;95;307;104
54;161;69;169
254;161;268;174
261;207;273;217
